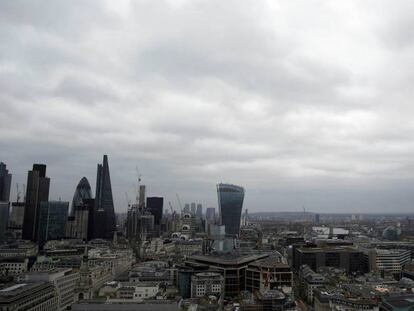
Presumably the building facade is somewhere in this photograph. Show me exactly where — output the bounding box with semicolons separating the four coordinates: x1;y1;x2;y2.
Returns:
38;201;69;244
94;155;116;239
22;164;50;241
217;183;245;236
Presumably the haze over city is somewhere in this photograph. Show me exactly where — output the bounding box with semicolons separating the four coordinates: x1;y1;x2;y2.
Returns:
2;1;414;213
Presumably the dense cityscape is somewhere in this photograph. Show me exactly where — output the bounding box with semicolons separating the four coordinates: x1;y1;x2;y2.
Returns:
1;156;414;311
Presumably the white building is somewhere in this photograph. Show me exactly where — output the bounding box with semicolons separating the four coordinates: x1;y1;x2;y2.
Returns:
25;268;80;310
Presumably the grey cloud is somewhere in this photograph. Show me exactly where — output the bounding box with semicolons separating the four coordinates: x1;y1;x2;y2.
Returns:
1;0;414;213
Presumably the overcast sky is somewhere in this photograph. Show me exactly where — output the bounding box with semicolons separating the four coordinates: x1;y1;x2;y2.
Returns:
1;0;414;214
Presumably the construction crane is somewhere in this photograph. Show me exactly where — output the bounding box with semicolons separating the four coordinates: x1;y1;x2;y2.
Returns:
135;167;141;204
125;192;131;208
168;201;174;214
16;183;21;203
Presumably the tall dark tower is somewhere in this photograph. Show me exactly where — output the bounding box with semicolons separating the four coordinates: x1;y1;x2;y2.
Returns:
146;197;163;226
217;183;245;236
0;162;12;202
94;155;116;239
22;164;50;241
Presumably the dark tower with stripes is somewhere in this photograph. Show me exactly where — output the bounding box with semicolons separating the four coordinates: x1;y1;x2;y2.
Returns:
22;164;50;241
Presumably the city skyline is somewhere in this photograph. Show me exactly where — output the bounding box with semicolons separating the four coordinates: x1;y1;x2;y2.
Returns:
2;1;414;213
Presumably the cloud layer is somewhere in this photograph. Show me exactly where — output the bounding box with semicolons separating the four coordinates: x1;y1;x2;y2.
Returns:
1;0;414;213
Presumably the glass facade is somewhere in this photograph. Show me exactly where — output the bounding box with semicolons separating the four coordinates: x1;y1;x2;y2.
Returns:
38;201;69;244
71;177;92;215
94;155;116;239
217;183;245;236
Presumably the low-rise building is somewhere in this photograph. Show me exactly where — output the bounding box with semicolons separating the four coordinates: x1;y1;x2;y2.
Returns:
24;268;79;310
0;257;29;276
191;272;224;298
0;282;59;311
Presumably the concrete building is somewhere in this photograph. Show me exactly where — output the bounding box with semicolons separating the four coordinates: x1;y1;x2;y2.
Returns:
0;257;29;276
365;248;411;274
191;272;224;298
9;202;25;229
0;282;59;311
25;268;79;310
298;265;326;304
72;299;179;311
293;246;366;275
0;241;38;258
117;282;159;301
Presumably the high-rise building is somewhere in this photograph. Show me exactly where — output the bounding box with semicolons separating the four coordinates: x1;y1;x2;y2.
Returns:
184;204;190;213
146;197;163;226
190;203;196;215
217;183;245;236
0;162;12;202
196;204;203;219
66;199;94;241
206;207;216;223
37;201;69;244
9;202;25;228
94;155;116;239
71;177;92;215
22;164;50;241
0;202;9;242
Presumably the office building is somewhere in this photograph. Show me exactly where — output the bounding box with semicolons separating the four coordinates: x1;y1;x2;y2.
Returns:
22;164;50;241
37;201;69;244
183;204;190;213
206;207;215;223
191;272;224;298
71;177;92;215
186;253;268;298
293;246;366;274
67;199;94;241
365;248;411;274
196;204;202;219
0;162;11;202
9;202;25;229
217;183;245;236
0;282;58;311
25;269;79;311
94;155;116;239
0;202;9;242
245;256;293;293
146;197;163;226
190;203;196;215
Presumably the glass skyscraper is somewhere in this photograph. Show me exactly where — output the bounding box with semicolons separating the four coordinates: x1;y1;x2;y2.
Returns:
71;177;92;215
38;201;69;244
94;155;116;239
0;162;11;202
217;183;245;236
22;164;50;241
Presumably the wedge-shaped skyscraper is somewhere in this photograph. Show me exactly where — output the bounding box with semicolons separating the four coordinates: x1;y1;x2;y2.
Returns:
217;183;245;236
94;155;116;238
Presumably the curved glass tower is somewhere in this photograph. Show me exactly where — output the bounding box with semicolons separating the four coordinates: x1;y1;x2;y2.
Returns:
71;177;93;215
217;183;245;236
